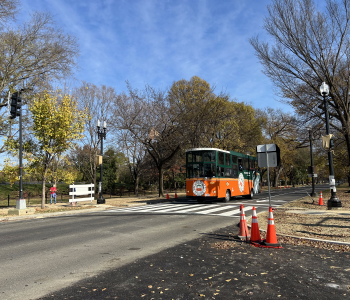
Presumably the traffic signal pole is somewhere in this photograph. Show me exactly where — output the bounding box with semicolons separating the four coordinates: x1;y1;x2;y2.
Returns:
19;91;23;202
9;90;26;209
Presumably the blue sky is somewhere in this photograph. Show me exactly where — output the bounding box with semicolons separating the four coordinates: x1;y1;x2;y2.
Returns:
18;0;292;111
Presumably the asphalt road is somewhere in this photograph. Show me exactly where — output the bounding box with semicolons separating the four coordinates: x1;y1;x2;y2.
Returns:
0;184;329;300
39;224;350;300
0;210;235;299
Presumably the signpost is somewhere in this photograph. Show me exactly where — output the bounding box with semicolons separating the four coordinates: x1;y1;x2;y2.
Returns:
256;144;281;207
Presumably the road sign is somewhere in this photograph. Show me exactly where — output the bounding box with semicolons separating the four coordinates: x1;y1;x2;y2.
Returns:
256;144;277;152
256;144;281;207
256;144;280;168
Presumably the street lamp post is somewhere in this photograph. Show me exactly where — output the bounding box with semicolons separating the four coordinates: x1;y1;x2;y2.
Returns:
320;82;342;209
306;126;317;197
97;119;107;204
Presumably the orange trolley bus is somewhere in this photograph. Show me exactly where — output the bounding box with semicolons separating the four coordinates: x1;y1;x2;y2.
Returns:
185;148;260;202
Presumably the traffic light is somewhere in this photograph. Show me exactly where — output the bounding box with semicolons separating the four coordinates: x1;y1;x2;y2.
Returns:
10;92;21;119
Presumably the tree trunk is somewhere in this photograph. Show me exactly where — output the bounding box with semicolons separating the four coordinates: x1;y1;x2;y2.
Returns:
134;175;139;196
158;167;164;197
41;176;46;209
344;131;350;187
274;166;283;187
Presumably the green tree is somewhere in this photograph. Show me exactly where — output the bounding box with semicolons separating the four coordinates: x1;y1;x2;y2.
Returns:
168;76;264;153
99;147;127;192
28;90;86;208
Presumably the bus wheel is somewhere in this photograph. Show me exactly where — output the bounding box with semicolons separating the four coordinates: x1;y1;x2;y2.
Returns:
247;189;254;199
224;190;231;203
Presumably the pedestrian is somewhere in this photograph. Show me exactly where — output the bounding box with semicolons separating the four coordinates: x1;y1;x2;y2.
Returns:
50;184;57;204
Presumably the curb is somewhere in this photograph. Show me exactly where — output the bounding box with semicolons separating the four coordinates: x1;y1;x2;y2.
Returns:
0;205;116;222
0;199;171;223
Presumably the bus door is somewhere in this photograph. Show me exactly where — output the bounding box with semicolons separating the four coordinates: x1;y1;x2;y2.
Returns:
237;157;247;195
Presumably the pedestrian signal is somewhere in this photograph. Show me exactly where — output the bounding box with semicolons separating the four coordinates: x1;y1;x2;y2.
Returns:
96;155;103;165
322;134;334;150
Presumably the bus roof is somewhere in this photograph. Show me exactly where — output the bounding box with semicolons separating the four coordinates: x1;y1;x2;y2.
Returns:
186;148;256;159
186;148;230;154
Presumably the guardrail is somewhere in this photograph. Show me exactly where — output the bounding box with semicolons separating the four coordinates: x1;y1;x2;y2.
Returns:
69;184;94;204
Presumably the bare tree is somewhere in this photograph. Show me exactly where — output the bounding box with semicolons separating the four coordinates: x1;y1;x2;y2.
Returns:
250;0;350;177
73;82;115;190
117;128;149;196
0;10;79;154
113;86;184;197
0;0;19;25
0;12;79;98
257;107;306;186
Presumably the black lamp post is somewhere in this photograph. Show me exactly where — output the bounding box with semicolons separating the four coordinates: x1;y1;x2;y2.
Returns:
306;125;317;197
97;119;107;204
320;82;342;209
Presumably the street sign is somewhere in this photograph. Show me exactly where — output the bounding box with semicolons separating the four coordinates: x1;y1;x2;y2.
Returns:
257;152;278;168
256;144;280;168
256;144;277;152
256;144;281;208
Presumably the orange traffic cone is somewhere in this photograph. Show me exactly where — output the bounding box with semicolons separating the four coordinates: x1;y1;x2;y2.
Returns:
318;192;323;206
250;206;261;243
175;190;177;199
263;207;281;247
166;191;169;200
238;204;250;240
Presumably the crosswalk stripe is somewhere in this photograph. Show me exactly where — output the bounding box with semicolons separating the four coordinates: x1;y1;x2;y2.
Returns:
165;205;220;213
186;205;238;214
142;204;209;213
218;206;253;217
106;203;271;218
116;203;189;212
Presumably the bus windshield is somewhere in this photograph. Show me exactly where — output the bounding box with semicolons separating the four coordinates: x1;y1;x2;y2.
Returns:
187;150;216;178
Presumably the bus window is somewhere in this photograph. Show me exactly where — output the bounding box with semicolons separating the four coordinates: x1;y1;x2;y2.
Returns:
225;167;233;178
193;164;204;177
232;165;238;178
225;154;230;166
203;151;215;162
232;155;238;164
186;165;193;178
244;159;249;170
204;164;215;177
187;152;192;163
218;152;224;165
193;152;203;163
238;158;243;171
217;166;224;177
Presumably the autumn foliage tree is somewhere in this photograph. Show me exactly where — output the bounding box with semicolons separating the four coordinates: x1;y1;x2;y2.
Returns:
29;90;86;208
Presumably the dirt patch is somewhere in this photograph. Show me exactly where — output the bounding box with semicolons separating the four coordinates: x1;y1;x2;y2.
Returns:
283;189;350;209
34;206;96;214
257;210;350;242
